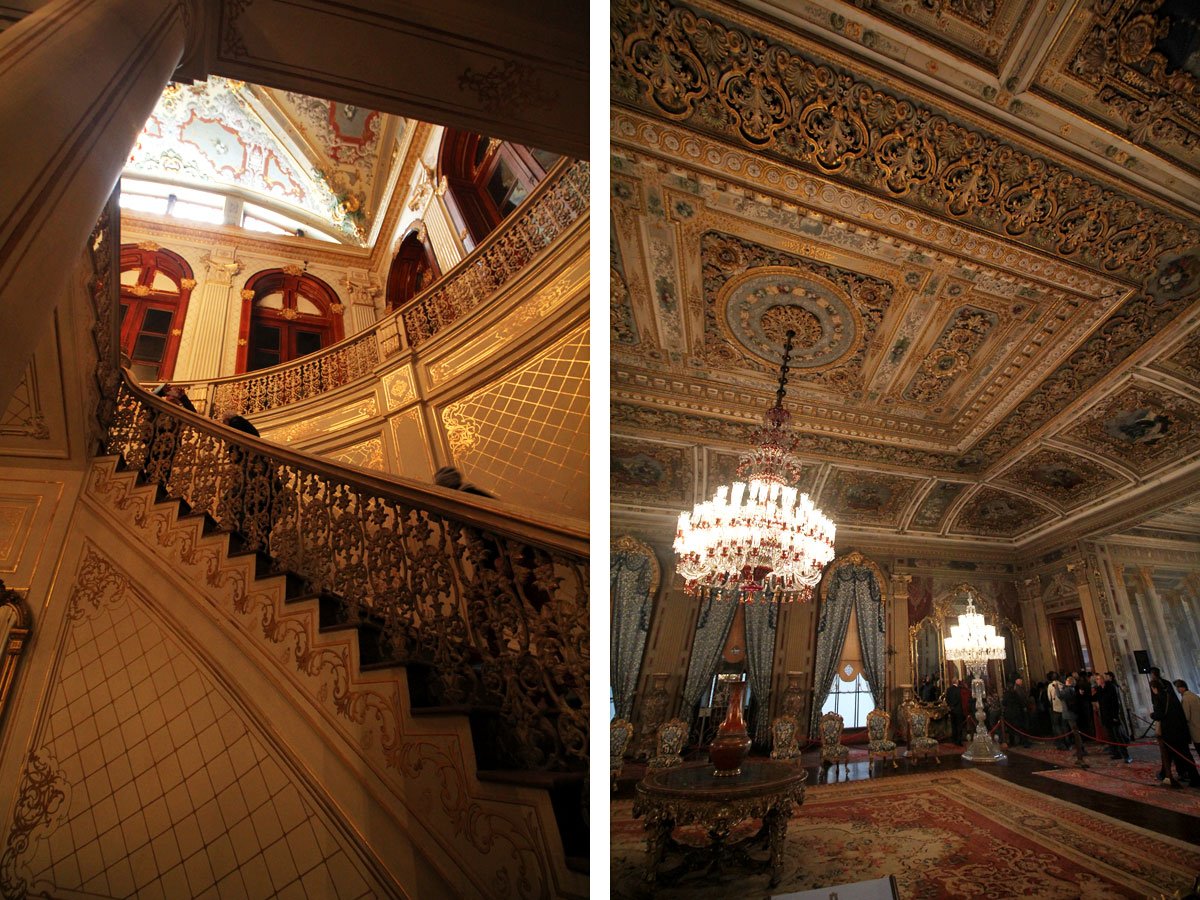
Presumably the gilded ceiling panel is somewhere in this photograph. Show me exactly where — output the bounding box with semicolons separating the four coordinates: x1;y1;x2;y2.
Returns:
840;0;1035;72
1032;0;1200;178
951;486;1054;537
1152;330;1200;384
909;481;971;532
611;0;1200;280
700;232;893;394
1059;382;1200;473
995;447;1128;512
817;468;923;528
612;438;694;504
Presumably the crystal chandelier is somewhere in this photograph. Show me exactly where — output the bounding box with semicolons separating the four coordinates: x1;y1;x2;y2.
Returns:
944;591;1007;763
943;595;1006;671
674;330;836;603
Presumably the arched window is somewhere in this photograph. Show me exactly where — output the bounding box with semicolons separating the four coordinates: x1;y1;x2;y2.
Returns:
236;269;344;372
385;228;440;309
118;245;194;382
437;129;560;249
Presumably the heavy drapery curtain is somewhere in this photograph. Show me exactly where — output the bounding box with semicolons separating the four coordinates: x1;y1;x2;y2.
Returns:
743;601;778;744
610;540;658;720
811;563;883;734
854;570;886;710
681;596;739;723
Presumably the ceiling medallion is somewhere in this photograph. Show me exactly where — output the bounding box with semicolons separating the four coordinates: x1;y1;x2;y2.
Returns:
719;266;861;372
674;329;836;603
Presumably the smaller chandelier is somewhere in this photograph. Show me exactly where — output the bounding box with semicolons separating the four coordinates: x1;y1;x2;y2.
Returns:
943;595;1006;671
674;330;836;603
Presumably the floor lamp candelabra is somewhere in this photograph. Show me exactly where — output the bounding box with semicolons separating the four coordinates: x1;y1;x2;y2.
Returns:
944;594;1006;763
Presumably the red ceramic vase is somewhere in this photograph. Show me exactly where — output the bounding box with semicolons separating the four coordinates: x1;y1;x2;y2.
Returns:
709;681;752;776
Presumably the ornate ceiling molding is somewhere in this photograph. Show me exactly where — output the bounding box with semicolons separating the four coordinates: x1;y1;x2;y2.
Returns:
612;0;1200;280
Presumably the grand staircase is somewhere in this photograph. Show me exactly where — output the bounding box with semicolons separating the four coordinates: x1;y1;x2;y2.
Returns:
96;371;589;896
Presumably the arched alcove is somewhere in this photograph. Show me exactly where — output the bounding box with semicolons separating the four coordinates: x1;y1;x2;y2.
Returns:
118;244;195;382
236;269;344;372
385;228;440;309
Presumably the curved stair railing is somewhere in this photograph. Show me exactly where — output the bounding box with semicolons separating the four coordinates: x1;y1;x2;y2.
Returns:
105;369;589;775
199;159;590;420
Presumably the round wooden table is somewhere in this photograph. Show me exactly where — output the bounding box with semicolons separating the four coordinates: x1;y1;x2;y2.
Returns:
633;759;808;886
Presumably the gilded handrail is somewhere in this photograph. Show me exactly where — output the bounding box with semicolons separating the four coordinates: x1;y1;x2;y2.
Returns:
199;159;590;419
106;370;589;770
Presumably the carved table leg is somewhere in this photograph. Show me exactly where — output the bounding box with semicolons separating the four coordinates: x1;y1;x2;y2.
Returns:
644;815;672;883
763;804;790;887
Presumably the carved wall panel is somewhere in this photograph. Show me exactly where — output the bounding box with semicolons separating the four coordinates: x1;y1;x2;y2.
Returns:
0;477;69;592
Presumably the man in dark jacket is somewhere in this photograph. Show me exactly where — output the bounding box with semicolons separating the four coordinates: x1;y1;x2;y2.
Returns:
1002;678;1033;747
1097;672;1132;763
945;678;965;745
1151;671;1198;786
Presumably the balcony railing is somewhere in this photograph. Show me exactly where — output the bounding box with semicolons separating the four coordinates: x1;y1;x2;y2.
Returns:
106;370;589;771
198;159;589;419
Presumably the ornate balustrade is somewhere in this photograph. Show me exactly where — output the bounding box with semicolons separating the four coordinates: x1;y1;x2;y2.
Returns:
106;370;589;771
399;159;590;349
195;159;589;419
207;335;379;419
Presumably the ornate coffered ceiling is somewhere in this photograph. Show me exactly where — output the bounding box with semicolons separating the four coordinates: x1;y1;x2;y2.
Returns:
610;0;1200;549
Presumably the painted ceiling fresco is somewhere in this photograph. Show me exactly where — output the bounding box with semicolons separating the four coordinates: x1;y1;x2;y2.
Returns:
610;0;1200;546
126;77;404;244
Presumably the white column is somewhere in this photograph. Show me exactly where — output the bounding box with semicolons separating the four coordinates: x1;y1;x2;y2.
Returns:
341;269;383;336
425;191;466;271
1138;566;1185;678
0;0;195;405
175;247;241;380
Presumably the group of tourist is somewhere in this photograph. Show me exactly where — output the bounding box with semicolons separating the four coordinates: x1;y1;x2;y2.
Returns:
920;666;1200;788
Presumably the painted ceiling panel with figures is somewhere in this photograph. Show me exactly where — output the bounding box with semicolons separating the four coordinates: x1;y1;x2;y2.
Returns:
127;77;405;245
610;0;1200;547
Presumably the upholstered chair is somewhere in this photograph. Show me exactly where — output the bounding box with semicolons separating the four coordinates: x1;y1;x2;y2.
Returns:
818;711;851;774
647;718;688;770
611;718;634;790
770;715;802;762
866;708;898;768
907;708;941;765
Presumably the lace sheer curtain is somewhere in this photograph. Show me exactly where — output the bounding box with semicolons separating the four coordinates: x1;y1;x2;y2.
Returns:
743;601;778;744
681;596;739;725
610;538;659;720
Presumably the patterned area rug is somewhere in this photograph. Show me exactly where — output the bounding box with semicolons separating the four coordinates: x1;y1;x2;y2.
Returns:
1009;741;1200;818
610;768;1200;899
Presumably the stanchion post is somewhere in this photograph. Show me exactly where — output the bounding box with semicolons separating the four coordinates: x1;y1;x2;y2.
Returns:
1072;725;1088;768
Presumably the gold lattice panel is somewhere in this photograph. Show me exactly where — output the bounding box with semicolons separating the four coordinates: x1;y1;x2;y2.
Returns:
0;372;34;429
440;325;589;518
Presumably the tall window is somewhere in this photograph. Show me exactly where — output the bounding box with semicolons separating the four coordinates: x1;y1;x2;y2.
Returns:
822;665;873;729
236;270;344;372
437;129;561;249
118;245;194;382
385;229;440;309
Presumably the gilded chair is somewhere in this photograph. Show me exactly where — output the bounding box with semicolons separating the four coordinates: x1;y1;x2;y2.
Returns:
770;715;802;762
818;711;851;774
611;718;634;790
647;718;688;770
866;708;898;768
907;708;941;765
